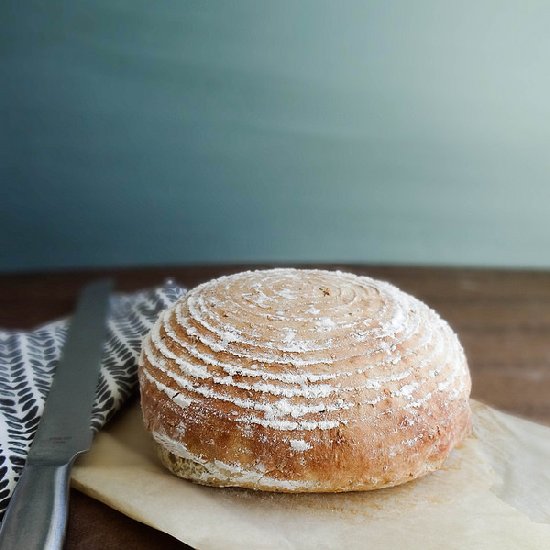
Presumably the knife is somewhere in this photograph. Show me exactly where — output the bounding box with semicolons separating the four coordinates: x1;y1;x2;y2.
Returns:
0;278;113;550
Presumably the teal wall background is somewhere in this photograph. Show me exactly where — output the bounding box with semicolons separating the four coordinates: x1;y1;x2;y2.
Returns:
2;1;550;272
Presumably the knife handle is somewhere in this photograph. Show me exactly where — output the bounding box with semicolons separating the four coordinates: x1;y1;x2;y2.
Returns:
0;462;72;550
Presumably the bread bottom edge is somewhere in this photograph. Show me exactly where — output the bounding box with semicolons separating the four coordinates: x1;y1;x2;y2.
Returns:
154;441;450;494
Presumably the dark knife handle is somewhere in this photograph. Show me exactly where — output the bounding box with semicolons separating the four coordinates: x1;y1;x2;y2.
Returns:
0;462;72;550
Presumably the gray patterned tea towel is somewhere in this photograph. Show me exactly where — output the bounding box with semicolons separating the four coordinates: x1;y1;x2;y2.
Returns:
0;281;186;520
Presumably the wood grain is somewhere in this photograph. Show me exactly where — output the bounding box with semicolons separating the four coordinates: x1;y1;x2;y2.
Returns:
1;263;549;549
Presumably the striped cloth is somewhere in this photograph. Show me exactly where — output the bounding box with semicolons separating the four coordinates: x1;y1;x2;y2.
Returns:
0;282;185;520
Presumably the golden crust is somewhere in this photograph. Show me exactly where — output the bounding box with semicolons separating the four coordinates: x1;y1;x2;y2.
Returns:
138;268;472;492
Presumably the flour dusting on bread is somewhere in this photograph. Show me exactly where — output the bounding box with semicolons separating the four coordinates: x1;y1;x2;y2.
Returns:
138;268;472;492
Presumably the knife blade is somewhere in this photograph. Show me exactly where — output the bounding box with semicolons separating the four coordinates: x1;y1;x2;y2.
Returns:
0;278;113;550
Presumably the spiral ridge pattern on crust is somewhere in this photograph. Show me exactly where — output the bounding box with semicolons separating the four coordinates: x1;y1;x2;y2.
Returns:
139;268;472;492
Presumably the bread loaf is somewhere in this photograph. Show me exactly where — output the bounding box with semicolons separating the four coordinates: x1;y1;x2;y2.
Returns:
138;268;472;492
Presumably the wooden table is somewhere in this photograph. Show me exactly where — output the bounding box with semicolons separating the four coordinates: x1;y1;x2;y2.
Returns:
2;264;550;549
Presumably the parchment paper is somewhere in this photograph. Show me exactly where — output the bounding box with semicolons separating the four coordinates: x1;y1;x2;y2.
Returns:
72;400;550;549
